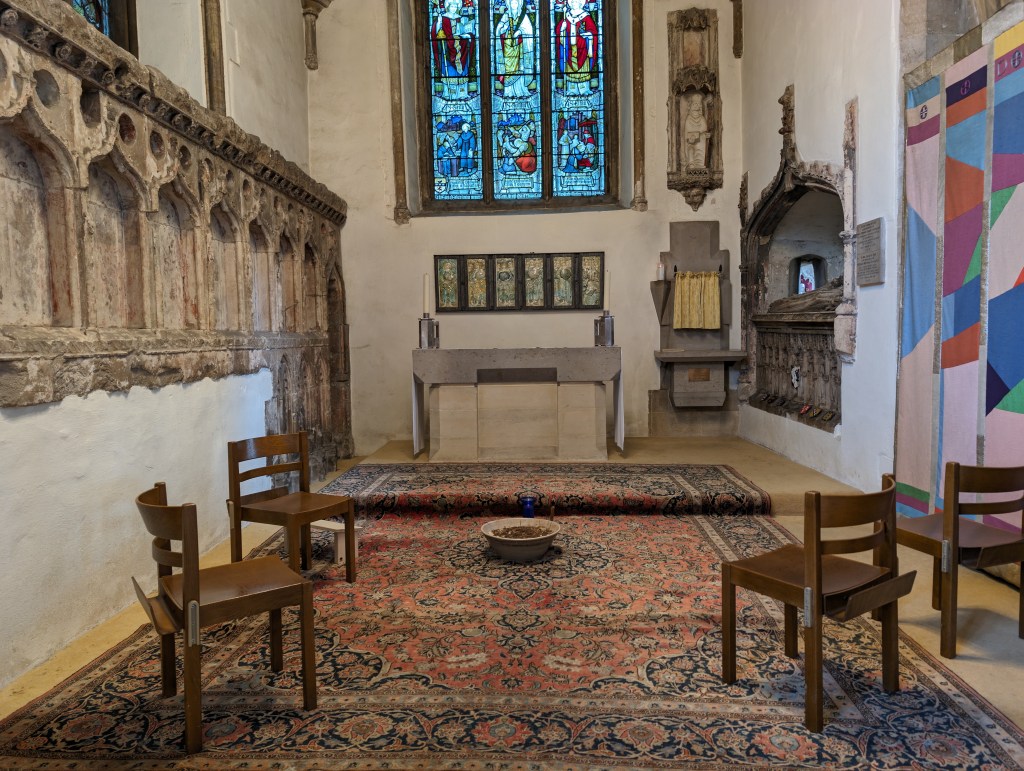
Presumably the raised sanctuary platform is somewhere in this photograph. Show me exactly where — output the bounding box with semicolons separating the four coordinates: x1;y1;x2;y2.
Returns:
320;463;772;518
412;348;624;461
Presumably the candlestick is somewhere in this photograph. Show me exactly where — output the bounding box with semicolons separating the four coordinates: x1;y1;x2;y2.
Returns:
423;273;430;316
603;269;610;311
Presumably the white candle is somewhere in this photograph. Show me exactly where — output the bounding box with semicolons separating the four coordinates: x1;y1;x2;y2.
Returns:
423;273;430;316
657;262;666;281
603;270;611;311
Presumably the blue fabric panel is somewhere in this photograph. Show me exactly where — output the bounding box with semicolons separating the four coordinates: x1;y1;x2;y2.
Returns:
908;77;940;108
940;275;981;342
902;207;938;358
995;67;1024;106
994;91;1024;155
988;283;1024;389
947;112;988;170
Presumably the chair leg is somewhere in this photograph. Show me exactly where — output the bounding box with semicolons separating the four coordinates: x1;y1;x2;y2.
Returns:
183;632;202;754
804;615;824;732
939;561;959;659
879;600;900;692
228;501;243;564
286;523;302;574
784;604;799;658
159;633;177;697
300;582;317;710
721;565;736;684
269;609;283;672
1019;561;1024;640
344;505;358;583
300;523;313;571
931;558;942;610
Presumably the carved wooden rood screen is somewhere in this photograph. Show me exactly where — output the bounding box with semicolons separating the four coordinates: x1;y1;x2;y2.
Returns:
0;1;352;476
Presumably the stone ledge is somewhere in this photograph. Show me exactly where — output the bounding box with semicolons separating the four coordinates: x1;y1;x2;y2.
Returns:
0;327;328;407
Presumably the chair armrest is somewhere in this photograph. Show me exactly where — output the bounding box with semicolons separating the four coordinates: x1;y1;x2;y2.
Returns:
132;576;180;636
829;571;917;622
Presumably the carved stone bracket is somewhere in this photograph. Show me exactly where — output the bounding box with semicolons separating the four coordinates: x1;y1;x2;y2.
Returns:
667;8;723;211
302;0;334;71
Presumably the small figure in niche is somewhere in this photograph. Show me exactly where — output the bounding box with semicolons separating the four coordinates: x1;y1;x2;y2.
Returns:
683;93;709;169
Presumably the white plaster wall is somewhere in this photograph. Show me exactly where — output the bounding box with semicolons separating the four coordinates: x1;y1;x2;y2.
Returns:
739;0;902;490
136;0;207;105
0;372;272;689
309;0;745;455
223;0;310;170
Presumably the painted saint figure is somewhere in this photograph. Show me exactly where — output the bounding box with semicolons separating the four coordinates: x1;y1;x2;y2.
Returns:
494;0;535;100
556;0;598;96
683;93;709;169
432;0;475;101
559;115;595;172
457;122;477;175
498;121;537;174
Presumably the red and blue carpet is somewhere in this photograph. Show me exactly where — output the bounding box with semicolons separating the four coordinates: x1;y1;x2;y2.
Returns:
319;462;773;517
1;513;1022;768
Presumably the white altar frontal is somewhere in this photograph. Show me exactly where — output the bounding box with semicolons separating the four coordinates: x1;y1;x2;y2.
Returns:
412;347;624;461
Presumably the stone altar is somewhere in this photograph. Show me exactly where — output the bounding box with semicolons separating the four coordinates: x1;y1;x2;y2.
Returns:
412;348;624;461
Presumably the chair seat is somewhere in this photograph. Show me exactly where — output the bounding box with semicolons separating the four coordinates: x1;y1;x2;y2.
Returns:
728;544;890;603
240;491;351;526
898;513;1024;551
162;556;306;622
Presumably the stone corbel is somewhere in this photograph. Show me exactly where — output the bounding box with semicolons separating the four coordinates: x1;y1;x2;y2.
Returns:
302;0;334;71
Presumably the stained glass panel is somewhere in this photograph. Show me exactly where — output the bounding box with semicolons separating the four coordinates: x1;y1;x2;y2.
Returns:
550;0;605;197
524;256;546;306
429;0;484;200
492;0;542;200
71;0;110;34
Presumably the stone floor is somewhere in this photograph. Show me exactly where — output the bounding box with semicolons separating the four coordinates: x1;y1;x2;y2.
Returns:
2;437;1023;730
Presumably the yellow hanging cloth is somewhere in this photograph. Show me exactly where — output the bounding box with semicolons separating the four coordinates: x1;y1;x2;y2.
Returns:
673;271;721;330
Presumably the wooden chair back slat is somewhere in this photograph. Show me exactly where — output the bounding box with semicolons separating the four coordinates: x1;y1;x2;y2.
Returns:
236;461;302;484
230;433;302;462
957;463;1024;494
227;432;311;502
152;541;183;568
815;485;896;530
956;497;1024;516
819;528;885;557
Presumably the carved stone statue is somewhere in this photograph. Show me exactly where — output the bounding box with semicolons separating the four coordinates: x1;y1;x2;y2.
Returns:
683;93;709;169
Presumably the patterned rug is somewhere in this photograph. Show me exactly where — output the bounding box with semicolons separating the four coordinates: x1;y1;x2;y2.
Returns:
319;462;772;517
2;514;1024;769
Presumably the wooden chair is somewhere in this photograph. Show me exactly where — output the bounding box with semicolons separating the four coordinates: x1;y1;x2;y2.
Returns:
132;483;317;754
227;431;356;581
722;475;916;731
897;461;1024;658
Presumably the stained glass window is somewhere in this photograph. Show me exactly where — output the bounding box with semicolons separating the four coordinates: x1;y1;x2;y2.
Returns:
71;0;110;35
420;0;615;210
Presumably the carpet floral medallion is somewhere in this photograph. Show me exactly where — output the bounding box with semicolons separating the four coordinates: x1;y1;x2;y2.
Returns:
319;463;773;517
2;514;1023;769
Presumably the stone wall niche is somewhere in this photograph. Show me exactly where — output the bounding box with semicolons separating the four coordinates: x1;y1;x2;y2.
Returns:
739;86;858;433
667;8;723;210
